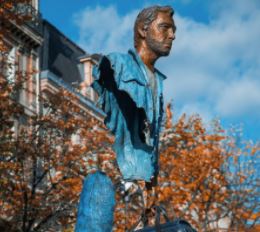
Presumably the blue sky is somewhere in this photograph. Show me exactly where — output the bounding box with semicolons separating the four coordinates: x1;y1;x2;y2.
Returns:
40;0;260;142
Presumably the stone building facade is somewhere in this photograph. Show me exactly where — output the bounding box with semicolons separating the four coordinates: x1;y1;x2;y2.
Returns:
2;0;102;121
2;0;43;116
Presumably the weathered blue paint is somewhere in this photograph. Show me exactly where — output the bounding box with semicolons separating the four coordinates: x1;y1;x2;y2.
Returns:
75;172;115;232
92;49;167;182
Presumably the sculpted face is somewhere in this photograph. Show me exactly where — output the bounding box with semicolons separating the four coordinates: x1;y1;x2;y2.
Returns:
146;12;176;57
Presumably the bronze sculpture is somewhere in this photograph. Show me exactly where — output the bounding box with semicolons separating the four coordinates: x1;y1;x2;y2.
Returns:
91;5;176;184
76;6;180;232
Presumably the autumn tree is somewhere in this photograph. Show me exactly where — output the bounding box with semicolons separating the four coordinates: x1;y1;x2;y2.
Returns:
1;2;259;232
155;105;259;231
111;104;259;232
0;78;118;231
222;128;260;230
0;2;116;230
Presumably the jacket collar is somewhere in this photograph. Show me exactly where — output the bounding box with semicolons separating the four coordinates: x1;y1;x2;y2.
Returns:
128;49;167;81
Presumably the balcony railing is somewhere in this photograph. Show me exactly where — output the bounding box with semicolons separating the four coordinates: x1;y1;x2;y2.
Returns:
2;1;42;33
17;2;42;33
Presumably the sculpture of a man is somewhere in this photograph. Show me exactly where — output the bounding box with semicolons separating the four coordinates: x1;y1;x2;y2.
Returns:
92;5;176;183
76;5;176;232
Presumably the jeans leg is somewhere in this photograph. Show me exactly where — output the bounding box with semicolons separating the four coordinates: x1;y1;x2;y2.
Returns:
75;171;115;232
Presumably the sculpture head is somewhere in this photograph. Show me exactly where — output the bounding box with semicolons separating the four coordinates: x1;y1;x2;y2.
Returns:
134;5;176;58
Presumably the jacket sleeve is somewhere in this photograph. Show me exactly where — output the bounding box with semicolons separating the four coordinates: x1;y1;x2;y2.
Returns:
91;55;122;136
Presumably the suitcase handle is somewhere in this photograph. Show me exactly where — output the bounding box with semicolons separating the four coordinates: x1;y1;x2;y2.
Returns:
155;205;170;231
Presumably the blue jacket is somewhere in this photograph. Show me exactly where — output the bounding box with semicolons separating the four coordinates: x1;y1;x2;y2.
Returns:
92;49;166;182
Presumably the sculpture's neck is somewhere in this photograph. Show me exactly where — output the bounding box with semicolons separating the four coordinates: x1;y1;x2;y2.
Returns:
136;46;158;73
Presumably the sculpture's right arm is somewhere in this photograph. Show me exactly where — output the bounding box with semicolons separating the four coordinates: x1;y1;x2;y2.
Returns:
91;55;122;135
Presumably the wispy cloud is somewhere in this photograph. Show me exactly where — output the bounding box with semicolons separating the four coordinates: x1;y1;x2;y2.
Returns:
73;5;138;54
216;78;260;118
73;0;260;123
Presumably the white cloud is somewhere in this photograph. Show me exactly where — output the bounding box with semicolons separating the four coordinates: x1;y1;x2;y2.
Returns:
73;0;260;121
73;6;138;54
216;78;260;117
160;0;260;119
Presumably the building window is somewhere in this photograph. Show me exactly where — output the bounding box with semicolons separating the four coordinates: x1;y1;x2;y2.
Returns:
2;47;16;84
16;50;38;111
7;47;16;83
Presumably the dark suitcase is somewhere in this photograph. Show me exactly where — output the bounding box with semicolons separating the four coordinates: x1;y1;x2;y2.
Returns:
136;219;197;232
135;206;197;232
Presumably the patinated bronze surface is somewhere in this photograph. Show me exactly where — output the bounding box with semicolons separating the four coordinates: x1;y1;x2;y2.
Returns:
135;6;176;71
90;6;176;183
76;6;177;232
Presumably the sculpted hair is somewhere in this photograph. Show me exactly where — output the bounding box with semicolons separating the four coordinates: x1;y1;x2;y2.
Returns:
134;5;174;49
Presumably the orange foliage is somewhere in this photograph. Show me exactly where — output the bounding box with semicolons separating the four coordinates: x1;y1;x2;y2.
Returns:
112;109;259;231
0;68;115;231
1;7;259;231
